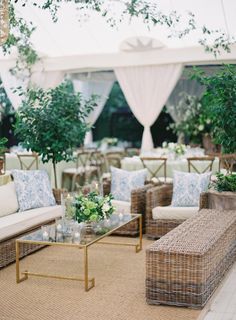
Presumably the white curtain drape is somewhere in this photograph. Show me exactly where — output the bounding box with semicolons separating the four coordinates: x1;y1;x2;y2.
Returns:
0;70;65;110
30;71;65;90
115;64;183;152
71;72;115;144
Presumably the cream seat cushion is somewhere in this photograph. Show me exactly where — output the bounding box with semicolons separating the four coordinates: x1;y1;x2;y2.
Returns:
152;206;199;220
0;205;61;241
111;200;131;215
0;182;19;217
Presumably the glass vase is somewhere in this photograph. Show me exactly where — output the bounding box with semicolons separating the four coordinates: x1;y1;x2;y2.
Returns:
80;222;96;244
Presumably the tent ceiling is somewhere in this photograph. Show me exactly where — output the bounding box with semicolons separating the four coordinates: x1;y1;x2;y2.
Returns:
1;0;236;71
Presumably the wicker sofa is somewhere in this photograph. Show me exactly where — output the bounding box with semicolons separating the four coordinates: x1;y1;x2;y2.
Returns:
103;180;153;236
0;183;62;268
146;208;236;308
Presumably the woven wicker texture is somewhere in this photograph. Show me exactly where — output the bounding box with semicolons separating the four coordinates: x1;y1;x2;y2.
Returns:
0;190;63;268
0;237;200;320
199;190;236;210
146;209;236;308
145;183;184;238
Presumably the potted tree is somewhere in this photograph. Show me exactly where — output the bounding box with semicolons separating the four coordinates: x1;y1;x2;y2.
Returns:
193;64;236;154
194;65;236;209
15;80;97;197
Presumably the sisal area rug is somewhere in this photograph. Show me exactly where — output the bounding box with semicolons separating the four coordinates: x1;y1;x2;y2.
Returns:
0;237;200;320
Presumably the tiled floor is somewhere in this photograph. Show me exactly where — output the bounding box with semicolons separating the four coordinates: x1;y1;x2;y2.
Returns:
200;262;236;320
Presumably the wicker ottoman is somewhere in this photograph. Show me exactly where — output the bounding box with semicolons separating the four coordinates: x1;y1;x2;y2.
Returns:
146;209;236;308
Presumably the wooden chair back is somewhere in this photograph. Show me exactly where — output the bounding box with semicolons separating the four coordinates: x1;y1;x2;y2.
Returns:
0;152;7;174
187;156;215;174
105;151;124;169
76;151;92;170
17;153;39;170
140;157;167;182
90;151;106;177
218;153;236;173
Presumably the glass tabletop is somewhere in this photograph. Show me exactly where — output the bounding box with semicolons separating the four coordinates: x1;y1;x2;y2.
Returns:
18;214;140;247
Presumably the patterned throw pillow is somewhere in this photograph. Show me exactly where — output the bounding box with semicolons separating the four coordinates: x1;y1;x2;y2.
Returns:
171;170;211;207
110;167;147;202
11;170;56;212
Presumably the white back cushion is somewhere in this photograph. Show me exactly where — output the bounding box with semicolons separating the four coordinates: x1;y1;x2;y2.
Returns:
0;182;19;217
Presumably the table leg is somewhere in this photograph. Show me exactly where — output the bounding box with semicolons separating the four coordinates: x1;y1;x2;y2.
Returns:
84;246;95;291
135;215;142;253
15;241;28;283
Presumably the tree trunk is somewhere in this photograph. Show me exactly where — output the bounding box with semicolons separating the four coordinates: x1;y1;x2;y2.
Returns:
202;133;221;155
53;161;57;189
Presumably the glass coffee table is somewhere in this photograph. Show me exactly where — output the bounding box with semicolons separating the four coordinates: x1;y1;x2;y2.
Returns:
16;214;142;291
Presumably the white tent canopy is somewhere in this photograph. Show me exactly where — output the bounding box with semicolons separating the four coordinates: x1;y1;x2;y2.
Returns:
1;0;236;71
1;0;236;151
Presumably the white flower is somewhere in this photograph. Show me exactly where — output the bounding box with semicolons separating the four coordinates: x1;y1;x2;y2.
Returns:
206;119;211;124
102;203;110;212
198;125;204;131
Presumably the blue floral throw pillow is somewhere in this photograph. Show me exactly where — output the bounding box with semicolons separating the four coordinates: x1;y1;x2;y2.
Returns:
11;170;56;212
110;167;147;202
171;170;211;207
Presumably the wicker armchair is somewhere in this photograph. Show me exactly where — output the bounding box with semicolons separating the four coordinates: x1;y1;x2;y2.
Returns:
146;184;179;238
103;179;152;236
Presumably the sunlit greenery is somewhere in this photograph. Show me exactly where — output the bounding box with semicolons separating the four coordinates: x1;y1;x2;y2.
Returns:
15;80;97;187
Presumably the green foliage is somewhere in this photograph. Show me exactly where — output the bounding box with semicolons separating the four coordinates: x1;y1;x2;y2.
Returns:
74;192;114;223
168;93;212;144
15;80;97;187
0;79;14;120
192;65;236;153
211;172;236;192
3;3;38;73
0;137;8;155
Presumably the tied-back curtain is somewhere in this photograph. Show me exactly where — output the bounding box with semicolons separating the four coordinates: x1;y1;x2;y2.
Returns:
115;64;183;152
0;70;65;110
72;74;114;144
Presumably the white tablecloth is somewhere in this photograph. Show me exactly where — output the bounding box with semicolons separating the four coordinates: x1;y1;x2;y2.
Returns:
121;157;219;179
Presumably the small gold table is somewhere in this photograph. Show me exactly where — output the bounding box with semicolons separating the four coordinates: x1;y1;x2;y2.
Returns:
16;214;142;291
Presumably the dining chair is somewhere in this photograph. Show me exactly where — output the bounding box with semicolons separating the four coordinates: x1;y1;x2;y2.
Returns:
62;151;100;191
17;152;39;170
0;152;7;175
140;157;167;183
105;151;125;169
187;156;215;174
89;151;107;178
218;153;236;173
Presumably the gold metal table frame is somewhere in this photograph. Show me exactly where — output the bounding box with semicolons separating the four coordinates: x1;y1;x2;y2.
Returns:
16;214;142;291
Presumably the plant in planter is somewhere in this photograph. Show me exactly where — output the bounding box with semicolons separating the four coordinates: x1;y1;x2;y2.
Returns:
192;64;236;154
14;80;97;189
204;172;236;210
0;137;8;174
